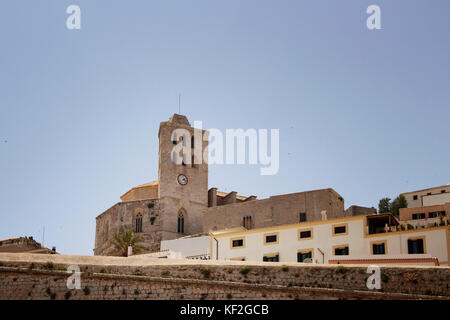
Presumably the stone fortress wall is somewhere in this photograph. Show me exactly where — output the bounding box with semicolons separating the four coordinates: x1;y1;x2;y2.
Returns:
0;253;448;300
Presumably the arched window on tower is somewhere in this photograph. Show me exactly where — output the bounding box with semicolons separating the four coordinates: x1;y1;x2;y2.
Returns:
135;213;143;233
177;210;185;233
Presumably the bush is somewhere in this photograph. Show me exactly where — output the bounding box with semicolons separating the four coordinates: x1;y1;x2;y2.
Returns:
161;270;170;277
134;268;145;276
381;271;390;283
83;287;90;295
335;265;348;274
148;202;154;209
199;267;211;279
150;217;156;225
42;262;54;270
281;265;289;272
64;291;71;300
240;267;251;276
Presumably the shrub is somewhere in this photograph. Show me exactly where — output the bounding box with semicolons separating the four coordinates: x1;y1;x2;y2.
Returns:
83;287;90;295
335;265;348;274
240;267;251;276
199;267;211;279
281;265;289;272
161;270;170;277
65;291;71;300
134;289;140;295
381;271;390;283
148;202;154;209
226;293;232;299
150;217;156;225
42;262;54;270
134;268;145;276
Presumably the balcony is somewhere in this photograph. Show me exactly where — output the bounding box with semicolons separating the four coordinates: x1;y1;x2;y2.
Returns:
366;213;450;235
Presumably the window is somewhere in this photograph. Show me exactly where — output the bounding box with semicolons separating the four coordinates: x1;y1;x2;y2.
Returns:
413;195;418;200
412;213;426;220
298;228;313;240
135;213;143;233
427;192;432;196
429;211;445;218
243;216;252;229
264;233;278;245
371;241;387;255
231;238;244;248
263;253;279;262
299;212;307;222
332;224;348;236
442;190;446;194
408;238;425;254
334;245;349;255
191;136;194;148
177;211;185;233
297;249;313;263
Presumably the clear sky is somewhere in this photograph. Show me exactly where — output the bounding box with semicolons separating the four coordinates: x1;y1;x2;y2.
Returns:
1;1;449;255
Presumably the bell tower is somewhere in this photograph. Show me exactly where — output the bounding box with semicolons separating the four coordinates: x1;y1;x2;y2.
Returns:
157;114;208;206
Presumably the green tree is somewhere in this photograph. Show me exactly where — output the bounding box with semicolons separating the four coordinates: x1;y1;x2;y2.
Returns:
110;227;147;257
390;195;408;217
378;197;391;213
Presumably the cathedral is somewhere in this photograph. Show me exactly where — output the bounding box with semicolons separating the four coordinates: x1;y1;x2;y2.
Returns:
94;114;374;255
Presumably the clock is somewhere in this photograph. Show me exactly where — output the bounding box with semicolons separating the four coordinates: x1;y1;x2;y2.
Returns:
177;174;188;185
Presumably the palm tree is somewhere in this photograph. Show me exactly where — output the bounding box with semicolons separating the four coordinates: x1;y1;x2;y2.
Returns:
110;227;147;257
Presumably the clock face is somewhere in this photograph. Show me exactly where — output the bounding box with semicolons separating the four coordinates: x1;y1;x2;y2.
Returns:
177;174;188;185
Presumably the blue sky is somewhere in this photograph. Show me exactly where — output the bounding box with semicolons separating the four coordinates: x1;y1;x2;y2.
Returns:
1;1;449;255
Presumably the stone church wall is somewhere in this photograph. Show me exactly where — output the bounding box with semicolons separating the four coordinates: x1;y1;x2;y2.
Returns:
203;189;345;232
94;199;163;255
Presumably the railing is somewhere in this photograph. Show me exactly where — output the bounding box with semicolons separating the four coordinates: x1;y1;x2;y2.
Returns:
367;218;449;235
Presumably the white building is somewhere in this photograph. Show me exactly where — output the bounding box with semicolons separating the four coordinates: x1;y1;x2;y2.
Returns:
209;214;450;266
402;184;450;208
160;234;210;259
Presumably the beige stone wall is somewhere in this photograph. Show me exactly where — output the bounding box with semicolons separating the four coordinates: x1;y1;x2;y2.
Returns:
345;205;377;217
0;260;449;300
121;184;159;202
203;189;345;232
158;119;208;206
399;203;450;221
94;199;162;256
